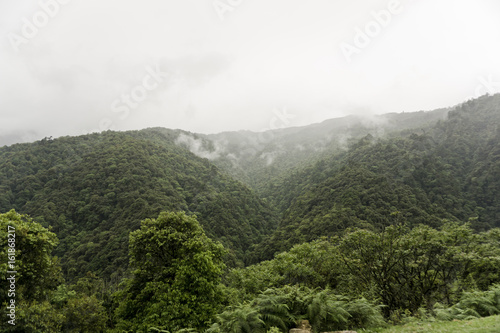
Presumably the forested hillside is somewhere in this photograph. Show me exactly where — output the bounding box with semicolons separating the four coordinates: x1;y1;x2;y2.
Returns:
1;94;500;332
0;130;277;280
1;95;498;275
256;94;500;258
202;107;448;192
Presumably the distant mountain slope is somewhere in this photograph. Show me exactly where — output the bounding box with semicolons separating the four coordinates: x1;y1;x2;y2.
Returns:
0;130;277;280
255;94;500;258
2;94;498;279
199;107;449;191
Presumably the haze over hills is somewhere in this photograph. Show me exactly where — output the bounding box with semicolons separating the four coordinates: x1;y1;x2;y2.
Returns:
3;0;500;330
0;130;278;280
166;94;500;259
258;94;500;257
176;106;450;189
2;94;500;331
1;94;499;276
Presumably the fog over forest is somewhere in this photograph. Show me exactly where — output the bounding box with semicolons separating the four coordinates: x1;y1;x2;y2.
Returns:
1;1;500;332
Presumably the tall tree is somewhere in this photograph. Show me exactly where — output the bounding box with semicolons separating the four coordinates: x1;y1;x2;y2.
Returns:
115;211;226;332
0;210;64;332
0;210;63;303
337;223;483;316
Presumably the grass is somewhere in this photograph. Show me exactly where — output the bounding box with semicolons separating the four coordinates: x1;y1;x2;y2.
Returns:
361;315;500;333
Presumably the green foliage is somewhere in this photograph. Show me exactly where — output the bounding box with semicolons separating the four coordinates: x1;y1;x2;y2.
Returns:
206;105;449;204
375;314;500;333
434;285;500;321
346;298;386;329
256;95;500;260
0;210;64;332
63;295;108;332
207;304;266;333
0;210;113;332
0;130;277;281
207;287;298;333
0;210;63;304
16;300;65;333
1;95;500;332
226;239;340;301
336;223;489;316
468;228;500;289
115;212;226;332
459;290;500;317
211;285;384;332
306;289;350;332
227;222;500;323
252;290;295;331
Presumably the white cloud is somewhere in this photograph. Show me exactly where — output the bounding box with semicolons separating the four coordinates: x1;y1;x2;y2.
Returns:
1;0;499;145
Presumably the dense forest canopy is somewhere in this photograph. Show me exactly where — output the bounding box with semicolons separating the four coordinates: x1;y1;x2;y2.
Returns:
1;94;500;332
255;94;500;259
0;130;277;279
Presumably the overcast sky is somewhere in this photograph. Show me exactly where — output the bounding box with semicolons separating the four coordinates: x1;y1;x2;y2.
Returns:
1;0;500;145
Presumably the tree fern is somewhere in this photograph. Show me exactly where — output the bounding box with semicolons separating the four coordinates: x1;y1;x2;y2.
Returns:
306;289;350;332
345;297;385;329
209;304;265;333
459;291;499;317
252;289;295;331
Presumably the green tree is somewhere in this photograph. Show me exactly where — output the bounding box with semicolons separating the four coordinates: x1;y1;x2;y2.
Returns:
0;210;63;303
226;239;341;302
63;295;108;333
337;223;485;316
115;211;226;332
16;300;65;333
0;210;64;332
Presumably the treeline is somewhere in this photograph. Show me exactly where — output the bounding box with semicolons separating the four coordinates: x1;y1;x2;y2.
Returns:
255;94;500;259
0;130;277;280
204;106;448;194
1;94;500;331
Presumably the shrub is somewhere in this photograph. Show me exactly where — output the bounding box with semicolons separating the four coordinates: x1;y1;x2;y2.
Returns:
345;298;385;329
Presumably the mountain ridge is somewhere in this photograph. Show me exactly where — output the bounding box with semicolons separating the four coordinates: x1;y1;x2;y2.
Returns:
1;94;499;279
